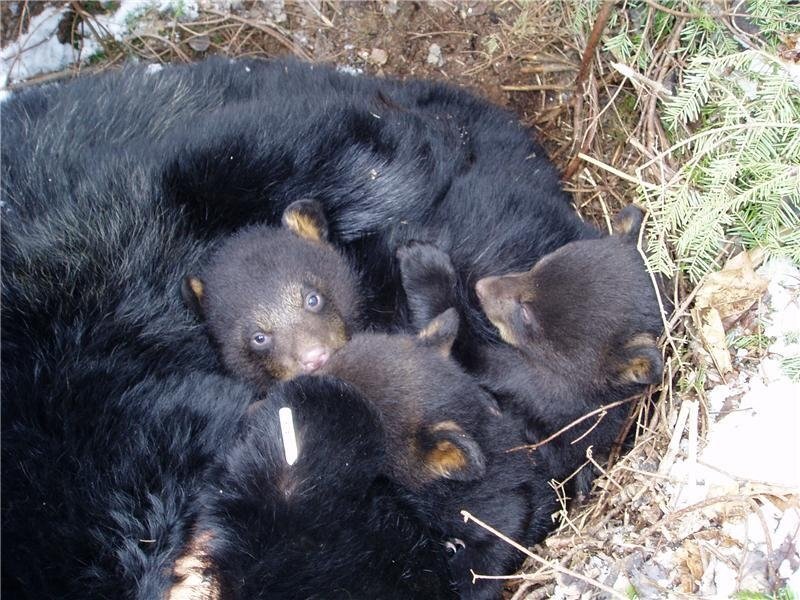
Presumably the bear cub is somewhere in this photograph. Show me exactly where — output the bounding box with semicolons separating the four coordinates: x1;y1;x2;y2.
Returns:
398;205;665;481
182;199;362;386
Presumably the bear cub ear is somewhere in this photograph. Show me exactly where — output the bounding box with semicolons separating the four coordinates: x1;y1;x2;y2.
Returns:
281;199;329;243
419;421;486;482
416;308;459;357
616;334;663;386
181;275;206;318
612;204;645;243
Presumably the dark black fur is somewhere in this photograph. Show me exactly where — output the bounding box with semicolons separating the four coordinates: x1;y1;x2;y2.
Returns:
194;376;455;600
198;324;558;600
2;57;640;598
3;56;595;342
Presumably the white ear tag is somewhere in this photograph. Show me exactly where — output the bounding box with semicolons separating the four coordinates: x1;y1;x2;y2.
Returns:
278;407;299;466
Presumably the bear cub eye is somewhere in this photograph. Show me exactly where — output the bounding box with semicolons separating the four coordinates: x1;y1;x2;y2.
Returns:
250;331;274;352
304;291;324;312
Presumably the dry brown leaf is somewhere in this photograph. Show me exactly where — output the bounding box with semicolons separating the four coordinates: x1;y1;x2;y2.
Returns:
692;306;733;377
675;540;704;593
694;250;769;329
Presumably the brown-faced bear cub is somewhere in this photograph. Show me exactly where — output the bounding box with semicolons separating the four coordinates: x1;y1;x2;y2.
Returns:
398;205;665;485
182;199;361;386
320;308;490;490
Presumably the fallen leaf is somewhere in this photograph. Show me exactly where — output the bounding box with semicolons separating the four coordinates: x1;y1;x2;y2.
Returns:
694;250;769;329
188;35;210;53
693;306;733;378
675;540;705;593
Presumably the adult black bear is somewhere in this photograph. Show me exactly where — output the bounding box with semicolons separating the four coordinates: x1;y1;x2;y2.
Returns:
2;57;650;598
2;56;595;344
182;376;456;600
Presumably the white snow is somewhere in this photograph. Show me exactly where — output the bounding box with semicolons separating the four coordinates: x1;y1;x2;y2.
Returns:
0;5;100;86
0;0;198;87
336;65;363;76
695;258;800;494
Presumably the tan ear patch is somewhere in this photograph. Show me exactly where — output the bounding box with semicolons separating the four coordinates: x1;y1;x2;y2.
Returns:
626;333;657;348
425;440;468;477
430;420;461;433
283;211;323;243
612;212;637;237
188;277;204;301
417;320;454;357
416;308;458;357
623;356;653;383
494;321;519;347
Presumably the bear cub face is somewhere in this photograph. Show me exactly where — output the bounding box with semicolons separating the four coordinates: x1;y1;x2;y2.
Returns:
320;308;493;491
183;200;361;386
475;205;664;393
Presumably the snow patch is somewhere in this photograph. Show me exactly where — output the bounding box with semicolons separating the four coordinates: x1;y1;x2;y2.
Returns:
0;0;199;87
336;65;363;77
0;6;101;86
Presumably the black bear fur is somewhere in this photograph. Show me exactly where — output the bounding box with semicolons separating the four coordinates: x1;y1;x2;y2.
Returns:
2;57;660;598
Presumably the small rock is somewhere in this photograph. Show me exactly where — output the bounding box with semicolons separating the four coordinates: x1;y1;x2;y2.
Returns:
369;48;388;66
427;43;444;67
187;35;210;52
383;0;400;15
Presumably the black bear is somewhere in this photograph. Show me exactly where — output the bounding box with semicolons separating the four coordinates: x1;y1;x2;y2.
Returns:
182;199;361;385
173;375;456;600
397;205;665;486
2;56;656;599
320;309;490;490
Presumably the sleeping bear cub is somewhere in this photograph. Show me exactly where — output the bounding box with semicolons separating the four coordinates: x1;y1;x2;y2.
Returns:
397;205;665;485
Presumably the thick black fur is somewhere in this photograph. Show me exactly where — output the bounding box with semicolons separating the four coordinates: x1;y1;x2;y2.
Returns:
3;56;596;345
196;376;456;600
199;334;558;600
2;57;634;598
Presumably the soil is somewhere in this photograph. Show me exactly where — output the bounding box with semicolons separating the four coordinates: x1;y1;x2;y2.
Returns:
0;1;48;46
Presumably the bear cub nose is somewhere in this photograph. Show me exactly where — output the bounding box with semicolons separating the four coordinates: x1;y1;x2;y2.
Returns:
299;347;331;373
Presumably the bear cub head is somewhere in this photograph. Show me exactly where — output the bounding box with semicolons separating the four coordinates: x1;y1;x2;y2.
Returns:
475;205;665;394
320;308;494;491
183;200;361;387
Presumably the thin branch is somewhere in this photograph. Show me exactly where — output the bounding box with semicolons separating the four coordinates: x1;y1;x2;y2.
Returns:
460;511;629;600
506;395;639;453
